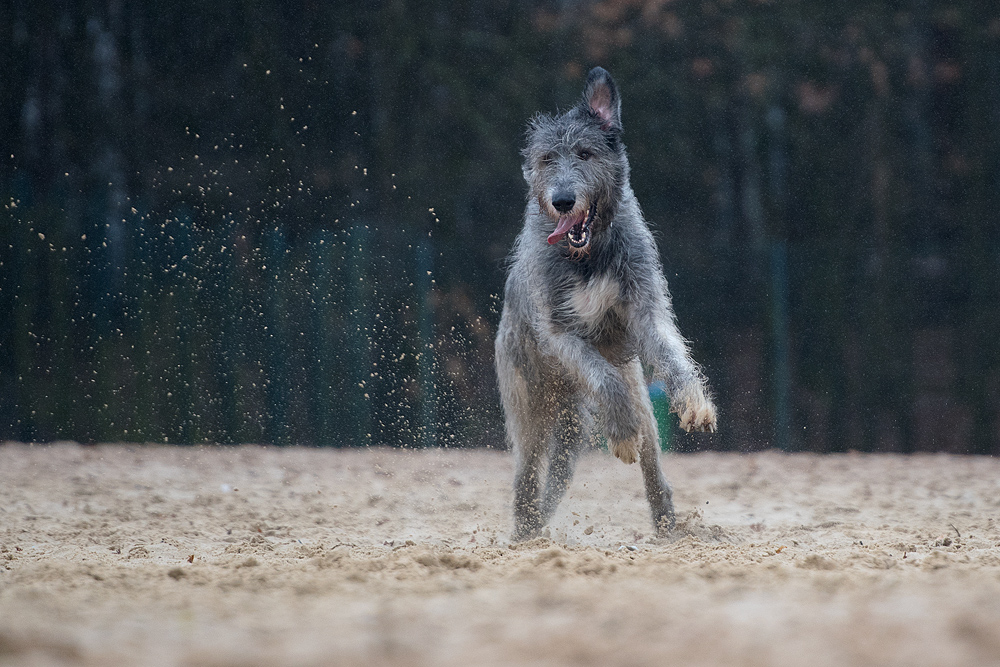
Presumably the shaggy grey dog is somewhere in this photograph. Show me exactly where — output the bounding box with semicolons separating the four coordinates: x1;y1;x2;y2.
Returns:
495;67;717;540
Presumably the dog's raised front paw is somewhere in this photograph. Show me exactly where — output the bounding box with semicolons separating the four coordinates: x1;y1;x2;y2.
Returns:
676;388;717;433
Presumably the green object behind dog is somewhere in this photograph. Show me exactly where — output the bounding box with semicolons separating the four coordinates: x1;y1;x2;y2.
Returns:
648;381;673;453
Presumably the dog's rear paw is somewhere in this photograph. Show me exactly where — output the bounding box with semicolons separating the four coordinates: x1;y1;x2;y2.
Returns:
655;511;676;537
677;389;717;433
609;434;640;464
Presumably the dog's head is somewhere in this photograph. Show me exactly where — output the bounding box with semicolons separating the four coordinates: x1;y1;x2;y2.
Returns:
522;67;628;257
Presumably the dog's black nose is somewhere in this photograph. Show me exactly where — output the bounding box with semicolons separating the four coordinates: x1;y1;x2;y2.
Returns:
552;193;576;213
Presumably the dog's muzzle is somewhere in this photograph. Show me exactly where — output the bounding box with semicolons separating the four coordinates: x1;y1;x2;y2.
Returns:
547;202;596;248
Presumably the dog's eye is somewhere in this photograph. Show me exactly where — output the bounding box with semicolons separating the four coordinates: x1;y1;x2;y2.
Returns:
578;150;593;161
542;153;555;164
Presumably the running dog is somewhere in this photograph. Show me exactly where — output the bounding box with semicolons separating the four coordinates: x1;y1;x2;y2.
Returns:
495;67;717;540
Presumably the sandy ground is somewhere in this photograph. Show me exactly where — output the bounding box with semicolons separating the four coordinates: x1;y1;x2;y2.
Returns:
1;444;1000;666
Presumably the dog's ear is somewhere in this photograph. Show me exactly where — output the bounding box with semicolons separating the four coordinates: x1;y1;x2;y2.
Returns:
581;67;621;132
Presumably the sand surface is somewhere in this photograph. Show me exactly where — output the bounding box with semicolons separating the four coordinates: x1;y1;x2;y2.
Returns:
2;444;1000;666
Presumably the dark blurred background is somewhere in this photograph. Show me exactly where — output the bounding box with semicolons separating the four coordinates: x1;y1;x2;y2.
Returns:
2;1;999;453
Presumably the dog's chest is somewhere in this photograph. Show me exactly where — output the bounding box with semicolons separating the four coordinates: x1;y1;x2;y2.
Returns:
563;274;621;332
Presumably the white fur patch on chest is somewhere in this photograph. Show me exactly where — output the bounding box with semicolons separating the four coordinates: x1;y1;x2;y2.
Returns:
565;274;621;330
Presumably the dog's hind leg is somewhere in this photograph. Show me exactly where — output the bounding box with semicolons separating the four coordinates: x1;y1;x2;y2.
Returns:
540;398;592;524
622;359;676;535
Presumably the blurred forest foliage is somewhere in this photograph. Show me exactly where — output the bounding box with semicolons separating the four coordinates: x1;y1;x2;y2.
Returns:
2;0;999;453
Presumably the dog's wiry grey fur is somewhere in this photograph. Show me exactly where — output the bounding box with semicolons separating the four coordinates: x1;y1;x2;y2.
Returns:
495;67;717;540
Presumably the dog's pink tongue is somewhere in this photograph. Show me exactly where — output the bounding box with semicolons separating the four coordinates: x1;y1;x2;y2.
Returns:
547;216;578;245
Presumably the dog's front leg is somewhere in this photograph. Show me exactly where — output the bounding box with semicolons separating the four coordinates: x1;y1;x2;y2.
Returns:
634;290;717;433
539;320;642;463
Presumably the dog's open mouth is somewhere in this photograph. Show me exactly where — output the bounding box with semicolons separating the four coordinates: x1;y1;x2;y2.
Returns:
547;203;596;248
